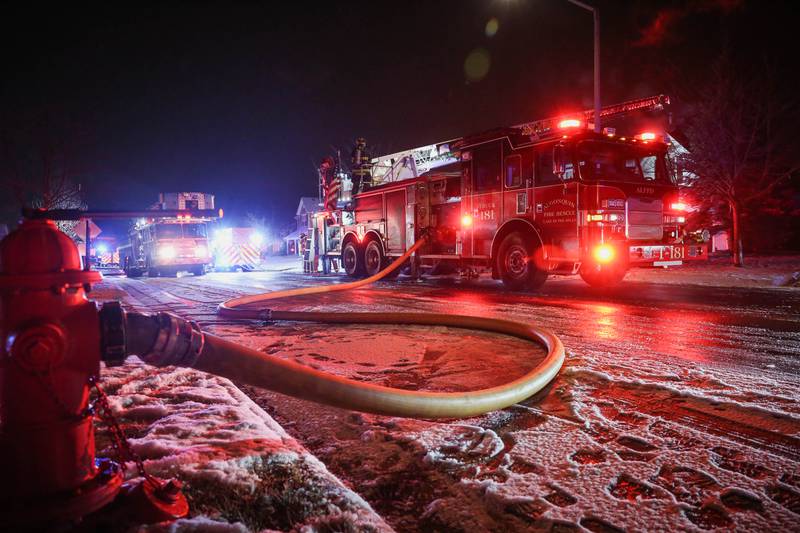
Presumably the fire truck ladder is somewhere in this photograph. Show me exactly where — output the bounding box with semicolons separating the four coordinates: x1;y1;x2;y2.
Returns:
367;94;670;185
370;139;460;185
515;94;670;138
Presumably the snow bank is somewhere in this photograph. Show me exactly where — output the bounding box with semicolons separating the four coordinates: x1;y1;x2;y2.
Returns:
98;360;391;532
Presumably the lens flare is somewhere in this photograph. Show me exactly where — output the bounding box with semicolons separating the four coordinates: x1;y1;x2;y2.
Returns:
464;48;490;82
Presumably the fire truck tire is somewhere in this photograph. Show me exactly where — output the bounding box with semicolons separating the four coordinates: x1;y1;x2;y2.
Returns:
579;263;627;288
364;240;384;278
343;241;365;278
126;268;142;278
497;232;547;291
192;266;205;276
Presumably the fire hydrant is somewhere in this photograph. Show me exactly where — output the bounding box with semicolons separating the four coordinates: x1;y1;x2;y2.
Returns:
0;219;187;529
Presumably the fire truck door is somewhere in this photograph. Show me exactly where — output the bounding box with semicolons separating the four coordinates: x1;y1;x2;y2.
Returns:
469;142;502;257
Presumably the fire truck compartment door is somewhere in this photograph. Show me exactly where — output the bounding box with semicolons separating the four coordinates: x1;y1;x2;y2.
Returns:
385;190;405;252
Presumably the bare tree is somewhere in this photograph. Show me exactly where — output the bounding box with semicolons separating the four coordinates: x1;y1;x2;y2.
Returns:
29;149;87;237
679;57;799;266
1;112;89;237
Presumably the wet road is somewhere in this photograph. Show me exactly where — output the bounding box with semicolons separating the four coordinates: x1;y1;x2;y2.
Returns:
100;269;800;531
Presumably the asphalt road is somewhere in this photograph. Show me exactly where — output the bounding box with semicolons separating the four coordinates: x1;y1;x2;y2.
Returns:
101;268;800;531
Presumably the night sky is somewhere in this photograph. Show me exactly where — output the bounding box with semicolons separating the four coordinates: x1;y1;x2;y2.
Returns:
1;1;795;235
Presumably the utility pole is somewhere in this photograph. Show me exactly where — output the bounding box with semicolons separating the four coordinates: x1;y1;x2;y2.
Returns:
565;0;601;133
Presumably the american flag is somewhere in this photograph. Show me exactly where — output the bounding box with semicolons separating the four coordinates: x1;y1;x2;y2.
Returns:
319;156;341;212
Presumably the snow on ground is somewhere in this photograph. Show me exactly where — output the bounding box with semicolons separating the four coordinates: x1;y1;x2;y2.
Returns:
215;285;800;532
625;254;800;288
94;258;800;532
95;358;391;532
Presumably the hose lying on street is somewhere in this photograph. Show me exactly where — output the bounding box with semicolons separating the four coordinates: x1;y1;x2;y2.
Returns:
123;236;566;418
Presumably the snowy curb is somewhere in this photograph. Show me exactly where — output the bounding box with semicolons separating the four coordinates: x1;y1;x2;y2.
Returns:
98;361;392;532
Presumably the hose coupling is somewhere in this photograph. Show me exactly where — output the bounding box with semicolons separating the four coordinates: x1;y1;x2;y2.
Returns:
142;312;205;368
100;301;127;367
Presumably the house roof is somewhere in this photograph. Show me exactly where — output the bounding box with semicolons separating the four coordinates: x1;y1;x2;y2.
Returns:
283;228;305;241
296;197;321;216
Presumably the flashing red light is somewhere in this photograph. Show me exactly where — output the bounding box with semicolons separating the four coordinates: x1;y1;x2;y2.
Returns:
558;119;582;129
639;132;656;141
593;244;615;264
670;202;688;211
461;214;473;227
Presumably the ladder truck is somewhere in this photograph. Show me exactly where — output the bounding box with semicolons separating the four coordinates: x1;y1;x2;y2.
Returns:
312;95;707;289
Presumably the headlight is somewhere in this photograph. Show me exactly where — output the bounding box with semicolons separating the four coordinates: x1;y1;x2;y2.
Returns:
158;245;176;259
195;245;208;258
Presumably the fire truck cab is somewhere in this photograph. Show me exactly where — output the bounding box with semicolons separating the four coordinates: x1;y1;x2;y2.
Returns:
318;97;706;289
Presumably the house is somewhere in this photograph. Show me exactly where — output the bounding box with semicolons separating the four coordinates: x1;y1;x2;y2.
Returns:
283;197;320;255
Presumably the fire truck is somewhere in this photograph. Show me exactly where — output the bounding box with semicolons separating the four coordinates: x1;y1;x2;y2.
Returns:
210;227;265;272
118;192;217;278
311;95;707;288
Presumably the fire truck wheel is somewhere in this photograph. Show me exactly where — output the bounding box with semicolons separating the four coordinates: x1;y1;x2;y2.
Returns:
579;262;628;288
192;266;205;276
343;241;365;278
126;268;142;278
364;240;384;277
498;232;547;291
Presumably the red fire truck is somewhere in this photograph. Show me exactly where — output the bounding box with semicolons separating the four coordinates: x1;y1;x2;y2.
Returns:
118;192;217;278
312;96;707;288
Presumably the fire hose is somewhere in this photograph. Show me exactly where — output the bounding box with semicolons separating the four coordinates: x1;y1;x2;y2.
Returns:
126;235;566;418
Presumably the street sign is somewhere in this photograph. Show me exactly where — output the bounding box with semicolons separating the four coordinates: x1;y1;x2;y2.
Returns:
74;218;102;241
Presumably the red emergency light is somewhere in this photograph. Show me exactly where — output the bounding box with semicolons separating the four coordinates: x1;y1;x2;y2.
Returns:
558;119;582;129
593;244;615;264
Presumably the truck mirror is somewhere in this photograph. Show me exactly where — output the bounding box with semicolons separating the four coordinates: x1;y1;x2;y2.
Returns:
553;144;566;178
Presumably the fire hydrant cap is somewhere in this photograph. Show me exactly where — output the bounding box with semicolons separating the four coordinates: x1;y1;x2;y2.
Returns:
0;219;101;290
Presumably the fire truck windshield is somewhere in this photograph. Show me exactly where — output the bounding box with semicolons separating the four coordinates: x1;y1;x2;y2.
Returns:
183;224;207;238
156;223;207;238
577;141;671;184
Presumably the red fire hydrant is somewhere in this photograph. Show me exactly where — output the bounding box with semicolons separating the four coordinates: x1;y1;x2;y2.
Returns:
0;219;186;529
